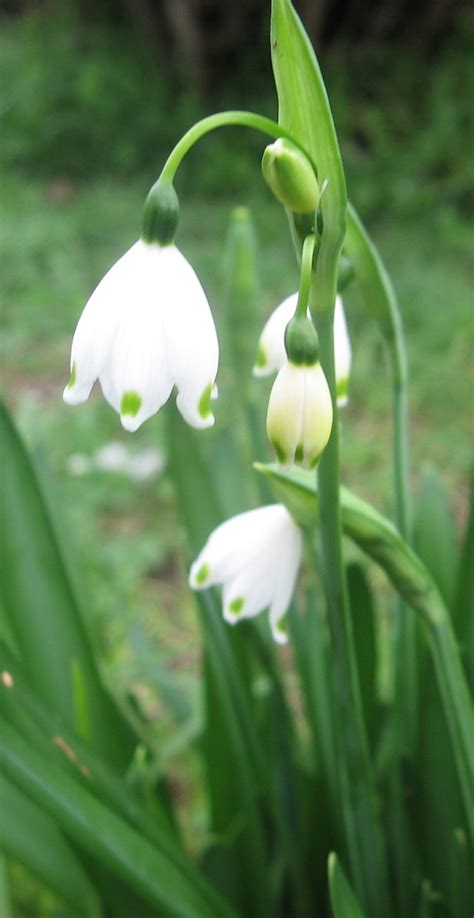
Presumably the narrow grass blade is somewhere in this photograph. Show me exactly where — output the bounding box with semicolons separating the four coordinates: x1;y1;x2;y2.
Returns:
412;672;474;915
0;403;134;770
453;480;474;680
346;563;377;742
222;207;268;472
0;774;101;916
414;467;457;607
0;641;178;848
0;717;235;918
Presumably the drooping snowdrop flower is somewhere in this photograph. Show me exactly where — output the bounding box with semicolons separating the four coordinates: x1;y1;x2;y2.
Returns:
189;504;303;644
254;293;351;407
267;360;333;468
64;180;219;432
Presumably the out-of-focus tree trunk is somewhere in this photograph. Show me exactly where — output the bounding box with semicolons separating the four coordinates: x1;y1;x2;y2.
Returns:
162;0;205;89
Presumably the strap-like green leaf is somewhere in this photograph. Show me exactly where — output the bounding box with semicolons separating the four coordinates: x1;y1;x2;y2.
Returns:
453;482;474;680
0;774;100;916
257;462;474;844
0;403;134;770
414;468;459;608
0;717;234;918
346;563;377;741
0;641;178;849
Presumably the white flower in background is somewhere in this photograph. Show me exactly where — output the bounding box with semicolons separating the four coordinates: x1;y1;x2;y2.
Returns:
189;504;303;644
63;240;219;432
266;361;333;468
66;442;165;481
94;442;165;481
254;293;351;406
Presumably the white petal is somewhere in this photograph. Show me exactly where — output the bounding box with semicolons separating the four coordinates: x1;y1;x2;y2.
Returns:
98;242;179;430
63;241;143;406
255;293;352;410
189;505;286;589
159;247;219;429
189;504;302;644
268;523;303;643
300;364;333;468
222;550;277;624
266;363;305;464
334;296;351;407
254;292;298;377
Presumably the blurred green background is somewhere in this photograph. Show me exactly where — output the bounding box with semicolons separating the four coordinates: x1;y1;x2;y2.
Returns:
1;0;473;909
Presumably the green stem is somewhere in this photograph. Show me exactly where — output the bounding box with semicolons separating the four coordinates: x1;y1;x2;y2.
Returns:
295;233;316;318
345;202;416;912
159;111;316;184
256;461;474;848
345;204;416;748
313;302;391;916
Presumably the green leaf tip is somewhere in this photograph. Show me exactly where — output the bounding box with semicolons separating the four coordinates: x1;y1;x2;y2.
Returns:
328;852;367;918
120;392;142;417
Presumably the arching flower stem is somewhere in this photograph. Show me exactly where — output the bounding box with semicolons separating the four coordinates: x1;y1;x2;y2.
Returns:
158;111;317;185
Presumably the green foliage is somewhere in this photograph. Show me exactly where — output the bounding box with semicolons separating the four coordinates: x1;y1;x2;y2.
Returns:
0;9;197;180
1;6;472;219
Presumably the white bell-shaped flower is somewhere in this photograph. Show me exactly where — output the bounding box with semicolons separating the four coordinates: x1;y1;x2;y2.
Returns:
254;293;351;407
266;361;333;468
189;504;303;644
63;240;219;432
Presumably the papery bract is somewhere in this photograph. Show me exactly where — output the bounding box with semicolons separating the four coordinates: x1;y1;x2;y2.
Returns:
189;504;302;644
64;240;219;432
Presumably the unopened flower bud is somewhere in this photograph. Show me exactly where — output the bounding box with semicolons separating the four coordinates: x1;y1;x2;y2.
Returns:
262;138;319;214
266;361;333;469
142;179;180;246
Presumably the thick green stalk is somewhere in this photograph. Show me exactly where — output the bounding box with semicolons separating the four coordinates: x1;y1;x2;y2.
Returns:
314;305;390;916
345;205;416;748
345;184;415;916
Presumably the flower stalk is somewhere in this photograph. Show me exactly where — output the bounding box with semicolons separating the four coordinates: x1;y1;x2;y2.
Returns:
344;204;415;751
269;0;391;910
158;111;316;185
